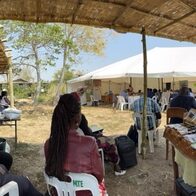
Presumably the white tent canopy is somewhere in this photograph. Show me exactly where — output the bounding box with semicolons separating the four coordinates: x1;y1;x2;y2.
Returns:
68;47;196;84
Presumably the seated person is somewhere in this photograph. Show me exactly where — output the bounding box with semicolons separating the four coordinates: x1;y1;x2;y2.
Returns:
79;114;126;175
119;89;128;102
0;90;10;109
0;151;43;196
71;91;126;175
44;94;106;196
131;95;162;129
170;86;196;123
128;85;134;96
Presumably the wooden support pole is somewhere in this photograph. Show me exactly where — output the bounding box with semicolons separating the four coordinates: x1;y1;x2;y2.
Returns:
141;27;148;158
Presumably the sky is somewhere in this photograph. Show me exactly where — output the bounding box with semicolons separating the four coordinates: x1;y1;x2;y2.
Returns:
42;30;195;81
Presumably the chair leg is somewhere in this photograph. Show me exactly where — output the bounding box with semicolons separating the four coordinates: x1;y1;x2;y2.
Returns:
154;130;159;146
137;130;142;154
166;139;169;160
147;131;154;153
120;103;123;111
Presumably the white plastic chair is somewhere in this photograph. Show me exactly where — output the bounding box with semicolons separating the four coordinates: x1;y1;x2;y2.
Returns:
152;95;158;103
160;97;168;112
0;181;19;196
128;96;140;110
133;112;159;154
116;96;128;111
90;95;99;106
128;96;135;110
44;171;100;196
98;148;105;175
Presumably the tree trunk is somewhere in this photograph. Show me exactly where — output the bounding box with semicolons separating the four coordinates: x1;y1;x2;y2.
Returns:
53;25;70;106
33;46;41;105
53;45;68;105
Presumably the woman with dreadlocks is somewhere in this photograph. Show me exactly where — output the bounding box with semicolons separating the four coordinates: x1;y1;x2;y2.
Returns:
44;93;106;195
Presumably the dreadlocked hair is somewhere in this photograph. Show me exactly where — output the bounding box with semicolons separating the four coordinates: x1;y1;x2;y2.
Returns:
45;94;81;180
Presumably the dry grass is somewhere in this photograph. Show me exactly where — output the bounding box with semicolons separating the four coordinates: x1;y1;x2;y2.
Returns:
0;103;175;196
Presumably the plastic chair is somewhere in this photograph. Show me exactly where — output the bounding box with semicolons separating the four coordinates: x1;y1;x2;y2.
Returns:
165;107;187;160
0;181;19;196
90;95;99;106
128;96;135;110
161;97;168;112
98;148;105;175
152;95;158;103
44;171;100;196
133;112;159;153
116;96;128;111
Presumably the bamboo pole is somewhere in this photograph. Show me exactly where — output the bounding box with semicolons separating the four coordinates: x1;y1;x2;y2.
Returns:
161;78;164;91
172;77;175;90
141;27;148;158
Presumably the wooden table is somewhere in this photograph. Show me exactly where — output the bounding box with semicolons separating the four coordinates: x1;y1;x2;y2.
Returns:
163;126;196;160
0;118;20;147
163;126;196;187
101;95;113;104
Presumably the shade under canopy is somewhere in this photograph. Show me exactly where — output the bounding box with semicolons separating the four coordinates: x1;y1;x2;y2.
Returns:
0;0;195;43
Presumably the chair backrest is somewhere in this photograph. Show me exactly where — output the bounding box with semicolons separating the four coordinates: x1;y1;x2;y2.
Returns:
0;181;19;196
128;96;135;106
152;96;158;103
118;96;126;103
133;112;156;131
90;95;94;102
44;172;100;196
166;107;187;124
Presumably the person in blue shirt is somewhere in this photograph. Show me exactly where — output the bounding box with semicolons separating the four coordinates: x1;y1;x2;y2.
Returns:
120;89;128;102
131;95;162;130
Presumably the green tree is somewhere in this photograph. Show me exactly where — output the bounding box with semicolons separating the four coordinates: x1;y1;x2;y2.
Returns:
2;21;63;104
19;66;34;82
53;24;108;105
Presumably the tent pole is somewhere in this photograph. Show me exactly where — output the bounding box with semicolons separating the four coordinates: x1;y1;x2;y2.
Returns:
129;77;132;86
172;77;175;90
141;27;147;159
161;78;163;91
109;80;111;93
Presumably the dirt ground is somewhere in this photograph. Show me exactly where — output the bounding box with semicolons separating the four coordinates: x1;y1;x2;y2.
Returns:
0;101;176;196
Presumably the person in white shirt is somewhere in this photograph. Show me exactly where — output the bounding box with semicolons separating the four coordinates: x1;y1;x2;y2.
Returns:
0;90;10;109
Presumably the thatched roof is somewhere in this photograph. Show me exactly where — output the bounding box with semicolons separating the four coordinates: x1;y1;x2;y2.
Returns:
0;0;195;43
0;40;9;74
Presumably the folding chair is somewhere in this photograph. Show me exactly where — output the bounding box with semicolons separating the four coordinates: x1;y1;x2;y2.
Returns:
165;107;187;160
133;112;159;153
0;181;19;196
44;171;100;196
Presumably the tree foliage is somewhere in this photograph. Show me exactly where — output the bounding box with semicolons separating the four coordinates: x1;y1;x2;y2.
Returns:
1;21;108;105
2;21;63;104
53;24;108;105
